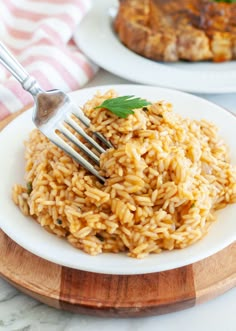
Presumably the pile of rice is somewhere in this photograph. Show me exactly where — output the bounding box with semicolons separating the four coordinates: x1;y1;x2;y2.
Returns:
12;90;236;258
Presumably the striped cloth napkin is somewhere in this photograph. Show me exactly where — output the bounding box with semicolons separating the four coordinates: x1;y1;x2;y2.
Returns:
0;0;98;121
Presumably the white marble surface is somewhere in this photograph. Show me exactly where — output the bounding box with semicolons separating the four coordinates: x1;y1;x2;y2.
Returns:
0;69;236;331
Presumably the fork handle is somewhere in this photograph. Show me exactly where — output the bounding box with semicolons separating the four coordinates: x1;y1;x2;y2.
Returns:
0;42;43;96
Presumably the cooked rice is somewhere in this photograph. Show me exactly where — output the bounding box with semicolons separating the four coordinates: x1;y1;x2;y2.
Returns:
12;90;236;258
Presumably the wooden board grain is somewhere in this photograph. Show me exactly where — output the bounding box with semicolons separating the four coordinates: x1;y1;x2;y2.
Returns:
0;110;235;317
59;264;196;316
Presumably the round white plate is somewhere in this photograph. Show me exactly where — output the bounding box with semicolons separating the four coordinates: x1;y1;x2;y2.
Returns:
74;0;236;94
0;85;235;275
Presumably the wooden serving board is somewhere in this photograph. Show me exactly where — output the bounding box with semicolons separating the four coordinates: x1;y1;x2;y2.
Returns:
0;110;235;317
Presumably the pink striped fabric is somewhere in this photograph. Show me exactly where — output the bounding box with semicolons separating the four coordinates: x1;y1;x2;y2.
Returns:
0;0;98;121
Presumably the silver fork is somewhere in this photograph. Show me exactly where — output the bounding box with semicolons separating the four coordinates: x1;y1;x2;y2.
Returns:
0;42;111;182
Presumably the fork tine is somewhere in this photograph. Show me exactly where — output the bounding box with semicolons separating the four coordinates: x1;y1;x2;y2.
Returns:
72;112;113;149
72;109;90;127
93;131;114;148
52;132;106;183
65;115;106;154
58;124;100;165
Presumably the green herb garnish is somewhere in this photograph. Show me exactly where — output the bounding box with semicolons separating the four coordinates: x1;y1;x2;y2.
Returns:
212;0;236;3
95;96;151;119
26;182;32;194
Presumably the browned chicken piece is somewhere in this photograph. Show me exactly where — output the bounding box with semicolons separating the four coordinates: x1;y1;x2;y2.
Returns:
114;0;236;62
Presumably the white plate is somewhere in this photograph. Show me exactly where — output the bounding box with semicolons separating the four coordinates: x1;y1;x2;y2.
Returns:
0;85;235;275
74;0;236;94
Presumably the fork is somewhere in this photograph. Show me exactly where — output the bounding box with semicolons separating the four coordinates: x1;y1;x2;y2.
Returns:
0;42;111;182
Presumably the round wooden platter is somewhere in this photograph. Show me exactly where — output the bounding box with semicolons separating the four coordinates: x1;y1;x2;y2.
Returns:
0;111;236;317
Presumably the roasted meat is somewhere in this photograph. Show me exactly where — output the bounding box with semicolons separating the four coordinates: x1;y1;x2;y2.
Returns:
114;0;236;62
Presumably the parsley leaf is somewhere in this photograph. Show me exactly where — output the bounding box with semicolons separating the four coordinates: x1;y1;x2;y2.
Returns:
95;95;151;118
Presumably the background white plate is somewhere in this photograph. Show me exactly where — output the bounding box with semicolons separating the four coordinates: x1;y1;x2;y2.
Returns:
74;0;236;94
0;85;235;275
